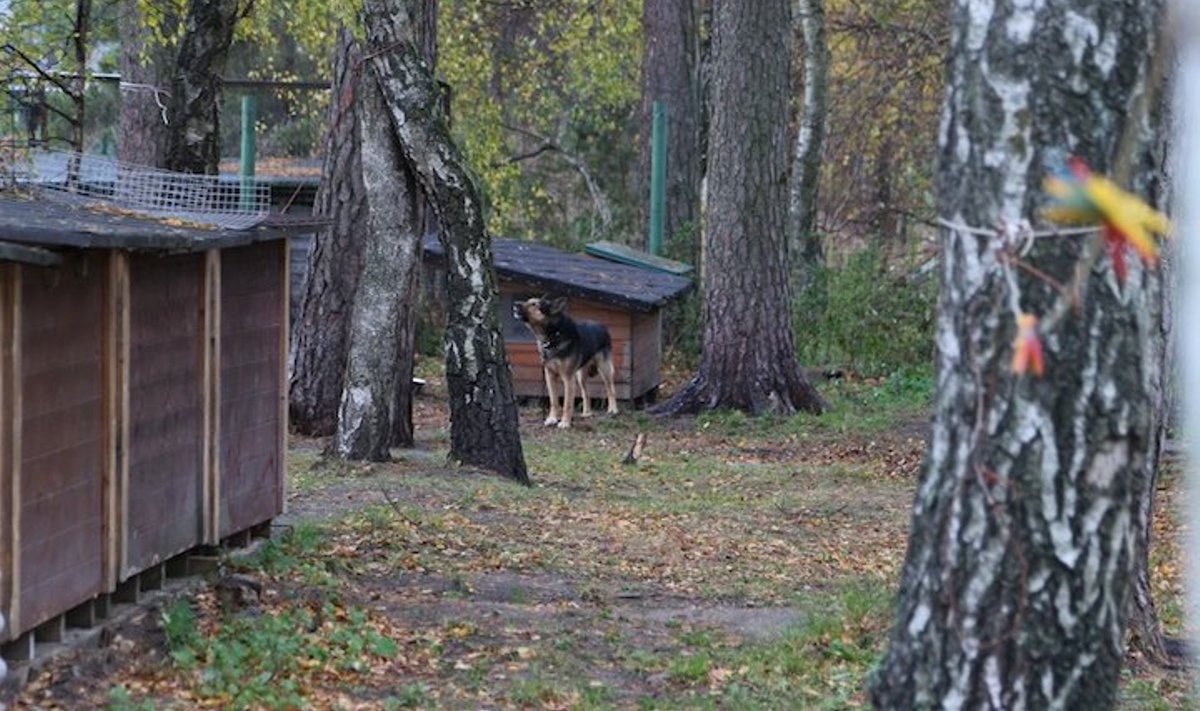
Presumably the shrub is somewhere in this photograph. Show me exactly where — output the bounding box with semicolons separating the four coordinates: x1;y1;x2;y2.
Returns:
793;247;936;376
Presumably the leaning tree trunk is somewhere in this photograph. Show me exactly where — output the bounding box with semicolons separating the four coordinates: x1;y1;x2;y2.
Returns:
164;0;244;174
333;4;437;459
289;27;368;437
788;0;829;294
117;0;173;166
654;0;824;417
870;1;1169;708
333;69;424;460
637;0;702;254
390;0;437;450
362;0;528;484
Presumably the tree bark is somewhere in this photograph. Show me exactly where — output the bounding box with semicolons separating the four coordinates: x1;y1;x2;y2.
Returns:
333;63;423;461
289;28;368;437
117;0;173;166
788;0;830;294
637;0;703;254
1127;143;1181;669
332;3;438;459
654;0;824;417
69;0;91;158
870;1;1169;708
363;0;528;484
164;0;246;174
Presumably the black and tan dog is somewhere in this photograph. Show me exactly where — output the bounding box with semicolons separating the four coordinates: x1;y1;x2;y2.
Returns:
513;296;618;428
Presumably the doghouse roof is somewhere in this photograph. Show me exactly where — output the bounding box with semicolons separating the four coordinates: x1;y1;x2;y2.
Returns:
0;195;312;260
423;234;693;313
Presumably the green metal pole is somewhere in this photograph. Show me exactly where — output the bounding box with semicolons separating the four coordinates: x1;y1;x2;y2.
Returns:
648;100;668;255
240;94;257;210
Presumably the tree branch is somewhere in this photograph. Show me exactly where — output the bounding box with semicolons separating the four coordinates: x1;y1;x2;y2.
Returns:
3;44;78;96
500;122;613;231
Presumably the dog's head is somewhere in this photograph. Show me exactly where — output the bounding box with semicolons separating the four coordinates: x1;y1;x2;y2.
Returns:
512;295;567;328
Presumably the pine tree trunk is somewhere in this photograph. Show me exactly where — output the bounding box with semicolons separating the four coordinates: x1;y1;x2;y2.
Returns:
637;0;702;253
117;0;173;166
164;0;243;175
654;0;824;417
363;0;528;484
289;28;368;437
870;1;1169;707
789;0;829;293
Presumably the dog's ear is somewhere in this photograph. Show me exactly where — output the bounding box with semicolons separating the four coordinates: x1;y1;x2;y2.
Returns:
547;296;568;314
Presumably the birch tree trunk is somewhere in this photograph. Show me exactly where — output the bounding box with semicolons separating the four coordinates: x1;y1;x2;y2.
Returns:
870;1;1169;707
332;4;437;459
164;0;244;174
362;0;528;483
788;0;829;294
1125;262;1176;666
1123;83;1180;667
654;0;824;417
290;28;368;437
333;69;423;460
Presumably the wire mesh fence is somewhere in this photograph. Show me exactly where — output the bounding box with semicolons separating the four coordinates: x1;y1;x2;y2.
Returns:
10;149;271;229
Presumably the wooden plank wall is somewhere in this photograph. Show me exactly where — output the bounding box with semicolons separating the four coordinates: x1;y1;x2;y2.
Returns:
0;240;291;643
15;253;108;634
123;253;206;575
630;311;662;399
217;241;285;538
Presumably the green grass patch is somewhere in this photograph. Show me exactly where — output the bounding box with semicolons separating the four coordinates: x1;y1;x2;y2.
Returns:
244;523;338;586
105;686;157;711
1118;670;1198;711
285;447;325;493
160;598;398;711
629;582;894;710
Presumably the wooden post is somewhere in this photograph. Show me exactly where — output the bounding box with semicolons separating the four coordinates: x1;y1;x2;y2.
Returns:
7;265;21;637
106;252;130;586
278;239;289;515
203;250;222;543
0;265;13;646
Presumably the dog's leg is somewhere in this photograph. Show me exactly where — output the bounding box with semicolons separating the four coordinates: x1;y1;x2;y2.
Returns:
600;354;619;414
558;370;574;429
576;370;592;418
543;366;560;427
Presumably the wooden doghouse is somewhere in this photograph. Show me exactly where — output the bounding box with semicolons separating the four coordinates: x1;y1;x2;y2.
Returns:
0;198;302;664
423;235;692;405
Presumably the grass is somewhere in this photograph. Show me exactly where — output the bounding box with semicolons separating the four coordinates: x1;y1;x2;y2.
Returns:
155;594;400;711
69;360;1191;710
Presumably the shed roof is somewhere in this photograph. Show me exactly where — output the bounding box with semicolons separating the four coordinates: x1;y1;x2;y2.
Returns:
0;195;313;256
423;233;693;313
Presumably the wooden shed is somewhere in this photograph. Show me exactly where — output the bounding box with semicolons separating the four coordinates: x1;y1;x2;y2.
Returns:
0;197;301;665
423;235;692;405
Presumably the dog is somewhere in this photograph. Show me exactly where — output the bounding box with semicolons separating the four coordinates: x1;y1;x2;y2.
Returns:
512;296;618;428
